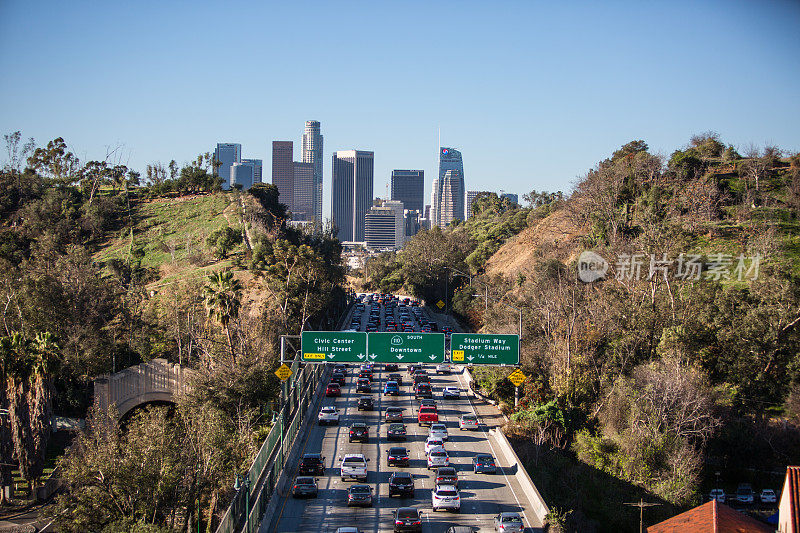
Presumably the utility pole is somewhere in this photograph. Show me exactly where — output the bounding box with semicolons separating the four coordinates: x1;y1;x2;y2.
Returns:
623;499;660;533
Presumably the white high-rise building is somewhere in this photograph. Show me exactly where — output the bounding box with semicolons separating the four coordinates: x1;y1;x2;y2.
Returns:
214;143;242;189
432;147;465;227
302;121;324;222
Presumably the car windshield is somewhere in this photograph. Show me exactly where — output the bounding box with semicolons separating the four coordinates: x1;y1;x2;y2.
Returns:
437;468;455;475
390;424;404;430
388;408;401;412
343;457;364;464
477;455;493;462
303;456;321;462
431;451;446;457
431;424;446;430
503;516;522;523
428;439;442;445
296;477;314;484
397;509;418;519
350;486;370;494
437;489;458;497
322;407;335;412
392;474;411;481
463;415;477;421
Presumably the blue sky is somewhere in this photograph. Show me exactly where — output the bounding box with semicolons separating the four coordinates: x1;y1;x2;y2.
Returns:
1;1;798;217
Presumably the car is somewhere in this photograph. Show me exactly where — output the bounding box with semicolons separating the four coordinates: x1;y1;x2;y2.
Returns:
387;447;410;467
361;363;374;371
419;399;438;411
431;484;460;512
385;363;399;371
358;371;373;381
709;488;725;503
384;381;400;395
357;396;374;410
473;454;497;474
388;373;404;385
347;484;373;507
340;453;369;481
334;364;347;374
444;528;473;533
418;406;438;426
335;528;362;533
330;373;346;386
427;449;449;469
318;406;340;425
387;423;407;441
407;364;419;375
393;507;423;532
760;488;777;504
459;414;479;430
425;437;445;455
413;371;430;383
349;423;369;443
736;483;754;504
298;453;325;476
389;471;415;498
442;386;460;399
435;466;458;487
291;476;318;498
415;383;433;399
436;364;451;374
429;423;448;441
494;512;524;532
421;326;431;333
326;383;341;397
356;378;371;393
385;407;404;423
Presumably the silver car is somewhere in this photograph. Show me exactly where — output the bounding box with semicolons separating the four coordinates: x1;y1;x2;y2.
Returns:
494;512;524;532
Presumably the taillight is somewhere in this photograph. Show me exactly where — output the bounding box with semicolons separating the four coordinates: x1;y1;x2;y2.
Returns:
395;520;402;525
412;520;421;525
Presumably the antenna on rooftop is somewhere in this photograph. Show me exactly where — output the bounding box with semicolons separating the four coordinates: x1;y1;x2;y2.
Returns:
623;499;661;533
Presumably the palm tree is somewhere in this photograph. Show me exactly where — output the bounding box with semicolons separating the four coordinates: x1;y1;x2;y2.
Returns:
202;271;242;359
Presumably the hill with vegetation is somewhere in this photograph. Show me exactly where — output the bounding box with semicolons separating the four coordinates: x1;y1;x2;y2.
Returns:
363;133;800;532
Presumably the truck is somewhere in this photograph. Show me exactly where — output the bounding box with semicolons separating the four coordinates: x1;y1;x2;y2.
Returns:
418;406;439;426
340;453;369;481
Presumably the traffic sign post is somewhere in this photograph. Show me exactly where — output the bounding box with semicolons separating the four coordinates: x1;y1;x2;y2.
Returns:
450;333;520;365
507;368;527;408
301;331;367;362
368;333;445;363
274;364;293;381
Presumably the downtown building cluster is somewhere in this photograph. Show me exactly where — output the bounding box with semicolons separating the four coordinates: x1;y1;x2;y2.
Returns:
215;126;516;252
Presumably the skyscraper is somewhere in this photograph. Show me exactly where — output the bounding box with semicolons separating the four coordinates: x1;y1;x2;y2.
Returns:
390;170;424;213
365;200;405;250
500;192;519;205
332;150;374;242
214;143;242;189
231;161;255;191
242;158;262;183
432;147;465;227
302;121;324;222
272;141;294;210
293;161;315;221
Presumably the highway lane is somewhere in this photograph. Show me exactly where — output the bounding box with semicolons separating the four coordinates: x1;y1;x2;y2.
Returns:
269;296;539;532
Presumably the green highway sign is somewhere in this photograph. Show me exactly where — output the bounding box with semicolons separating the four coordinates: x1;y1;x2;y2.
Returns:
368;333;445;363
450;333;519;365
301;331;367;362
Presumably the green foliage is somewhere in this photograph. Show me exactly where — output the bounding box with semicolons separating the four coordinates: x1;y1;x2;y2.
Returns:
611;140;649;162
206;225;243;259
668;148;703;179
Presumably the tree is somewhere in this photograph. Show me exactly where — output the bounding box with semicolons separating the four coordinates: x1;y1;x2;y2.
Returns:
202;271;242;359
205;226;242;259
3;131;36;172
27;137;81;185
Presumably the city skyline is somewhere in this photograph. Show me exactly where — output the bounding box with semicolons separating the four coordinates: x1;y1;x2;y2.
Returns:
331;150;374;242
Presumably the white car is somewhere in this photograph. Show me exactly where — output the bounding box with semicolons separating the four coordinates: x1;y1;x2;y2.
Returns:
442;387;460;399
459;414;479;430
429;423;449;441
760;488;777;504
427;449;449;469
340;454;369;481
431;484;460;511
436;364;451;374
425;437;445;455
709;488;725;503
318;406;340;425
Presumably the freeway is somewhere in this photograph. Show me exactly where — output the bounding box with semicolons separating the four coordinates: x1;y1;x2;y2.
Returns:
267;295;541;532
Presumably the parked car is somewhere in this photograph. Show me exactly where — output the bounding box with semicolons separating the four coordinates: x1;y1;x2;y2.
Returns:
760;488;777;504
291;476;318;498
349;423;369;443
326;383;341;397
392;507;423;532
385;407;404;422
427;449;449;469
387;423;407;441
318;406;340;425
736;483;754;504
357;396;374;411
442;386;461;399
459;414;479;430
388;471;415;498
298;453;325;476
340;454;369;481
435;466;458;487
709;488;725;503
429;423;449;441
431;484;460;512
473;453;497;474
347;484;373;507
387;447;410;467
494;512;524;532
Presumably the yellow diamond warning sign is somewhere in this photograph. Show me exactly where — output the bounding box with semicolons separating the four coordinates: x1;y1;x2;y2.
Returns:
507;369;527;387
436;300;445;309
274;364;293;381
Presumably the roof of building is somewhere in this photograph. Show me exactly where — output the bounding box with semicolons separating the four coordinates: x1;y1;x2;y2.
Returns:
647;500;773;533
782;465;800;533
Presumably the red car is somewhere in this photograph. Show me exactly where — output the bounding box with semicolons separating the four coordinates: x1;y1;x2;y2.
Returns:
326;383;341;397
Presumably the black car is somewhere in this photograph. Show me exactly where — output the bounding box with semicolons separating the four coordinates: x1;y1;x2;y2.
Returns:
292;476;318;498
349;423;369;443
385;407;404;422
347;484;373;507
387;423;407;441
334;364;347;374
298;453;325;476
385;363;399;371
387;447;410;467
356;379;371;393
393;507;422;532
388;472;415;498
357;396;374;411
330;372;345;386
407;364;419;375
388;373;403;385
435;466;458;487
358;371;373;381
415;383;433;399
